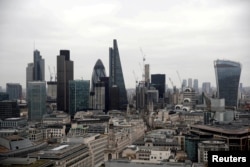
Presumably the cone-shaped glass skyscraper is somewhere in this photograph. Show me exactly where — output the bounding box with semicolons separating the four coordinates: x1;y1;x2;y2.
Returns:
214;59;241;107
109;39;128;109
91;59;106;92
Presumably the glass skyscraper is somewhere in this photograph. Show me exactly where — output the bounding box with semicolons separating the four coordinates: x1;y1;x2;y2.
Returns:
91;59;106;92
6;83;22;100
57;50;74;113
214;59;241;107
27;81;46;121
151;74;166;98
69;80;90;117
33;50;45;81
109;39;128;109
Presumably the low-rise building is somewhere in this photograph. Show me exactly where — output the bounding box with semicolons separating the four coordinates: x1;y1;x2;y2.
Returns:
0;157;54;167
190;124;250;151
42;111;71;125
0;117;27;128
198;140;229;163
28;127;43;142
63;133;108;167
44;124;66;140
29;143;91;167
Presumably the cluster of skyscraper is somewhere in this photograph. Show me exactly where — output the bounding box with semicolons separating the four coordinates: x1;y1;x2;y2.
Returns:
135;59;242;111
1;40;243;122
23;39;128;121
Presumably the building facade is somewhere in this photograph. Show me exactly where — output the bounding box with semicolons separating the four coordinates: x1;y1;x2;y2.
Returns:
29;143;92;167
193;79;199;93
0;101;20;120
33;49;45;81
27;81;46;121
151;74;165;99
6;83;22;100
57;50;74;113
214;59;241;107
198;140;229;163
91;59;107;92
202;82;211;95
109;39;128;109
47;81;57;102
26;62;34;97
188;78;192;88
69;80;90;116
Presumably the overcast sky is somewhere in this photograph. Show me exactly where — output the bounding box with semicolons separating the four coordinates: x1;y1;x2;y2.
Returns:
0;0;249;90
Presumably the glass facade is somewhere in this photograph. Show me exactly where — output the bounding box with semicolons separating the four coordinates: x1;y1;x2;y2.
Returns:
109;39;128;109
57;50;74;113
214;60;241;107
69;80;90;117
27;81;46;121
6;83;22;100
91;59;106;92
151;74;165;98
33;50;45;81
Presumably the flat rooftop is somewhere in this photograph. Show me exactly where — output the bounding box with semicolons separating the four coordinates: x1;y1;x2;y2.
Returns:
191;124;249;135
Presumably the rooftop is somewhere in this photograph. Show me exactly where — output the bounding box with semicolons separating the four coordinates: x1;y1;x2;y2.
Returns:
191;124;249;135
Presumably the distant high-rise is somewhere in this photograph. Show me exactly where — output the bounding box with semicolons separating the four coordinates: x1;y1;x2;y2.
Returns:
193;79;199;93
69;80;89;117
91;59;106;92
151;74;165;99
182;79;187;88
57;50;74;113
33;50;45;81
93;81;106;110
26;63;34;89
145;64;150;85
27;81;46;121
6;83;22;100
202;82;211;95
188;78;192;88
214;59;241;107
47;81;57;102
109;39;128;109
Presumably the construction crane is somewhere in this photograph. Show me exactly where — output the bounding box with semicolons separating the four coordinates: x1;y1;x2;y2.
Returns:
54;66;57;81
133;70;138;85
140;48;146;81
176;70;184;92
48;66;53;81
169;77;176;93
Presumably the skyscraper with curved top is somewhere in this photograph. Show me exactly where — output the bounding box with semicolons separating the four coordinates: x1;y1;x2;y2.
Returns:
109;39;128;109
214;59;241;107
91;59;106;92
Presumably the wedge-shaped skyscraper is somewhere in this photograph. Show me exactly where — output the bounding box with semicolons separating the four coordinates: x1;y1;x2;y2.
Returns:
214;59;241;107
109;39;128;109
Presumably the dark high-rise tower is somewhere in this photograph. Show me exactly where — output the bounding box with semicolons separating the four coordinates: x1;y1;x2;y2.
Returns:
214;59;241;107
151;74;166;98
109;39;128;109
33;50;45;81
57;50;74;113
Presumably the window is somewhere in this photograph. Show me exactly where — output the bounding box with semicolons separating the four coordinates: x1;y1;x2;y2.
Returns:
204;151;208;161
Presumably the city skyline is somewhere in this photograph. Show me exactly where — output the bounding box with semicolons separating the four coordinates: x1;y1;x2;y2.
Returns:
0;0;249;89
